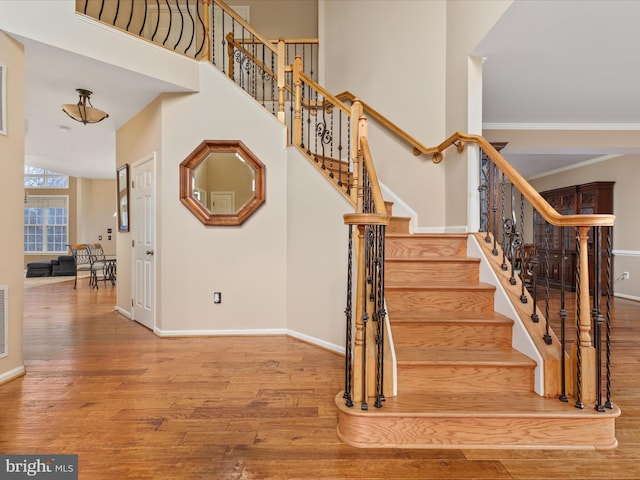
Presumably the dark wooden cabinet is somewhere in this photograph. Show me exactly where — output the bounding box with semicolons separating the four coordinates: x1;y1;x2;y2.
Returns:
534;182;614;292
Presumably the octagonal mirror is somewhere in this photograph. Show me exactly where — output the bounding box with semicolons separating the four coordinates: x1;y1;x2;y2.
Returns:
180;140;265;226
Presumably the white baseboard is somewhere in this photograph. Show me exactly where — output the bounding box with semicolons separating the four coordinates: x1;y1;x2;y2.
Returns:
286;329;344;355
444;225;469;234
153;327;345;355
614;292;640;302
114;306;133;319
155;327;287;337
0;365;25;385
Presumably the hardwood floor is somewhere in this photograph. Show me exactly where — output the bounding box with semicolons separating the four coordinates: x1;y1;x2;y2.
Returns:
1;280;639;479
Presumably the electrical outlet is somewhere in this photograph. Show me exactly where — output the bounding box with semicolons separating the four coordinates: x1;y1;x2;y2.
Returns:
622;271;630;280
213;292;222;304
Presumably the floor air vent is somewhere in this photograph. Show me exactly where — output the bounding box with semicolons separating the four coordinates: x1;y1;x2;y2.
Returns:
0;286;6;357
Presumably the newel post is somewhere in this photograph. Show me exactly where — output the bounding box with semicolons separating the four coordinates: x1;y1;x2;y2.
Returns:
572;226;596;404
292;55;303;147
226;32;235;80
200;0;211;62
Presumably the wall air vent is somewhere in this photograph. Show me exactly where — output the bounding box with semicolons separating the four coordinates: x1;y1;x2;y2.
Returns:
0;286;6;358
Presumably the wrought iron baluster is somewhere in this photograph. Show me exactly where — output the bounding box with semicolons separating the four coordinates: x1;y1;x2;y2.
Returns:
500;173;508;270
519;193;527;303
185;0;195;55
530;213;539;322
126;0;134;31
161;0;171;45
491;162;498;255
575;232;584;409
343;226;354;407
605;226;613;409
543;222;551;344
98;0;105;20
173;0;184;50
558;232;568;401
329;108;335;178
195;0;204;58
374;224;386;408
593;227;605;412
113;0;121;26
509;183;517;285
346;115;351;196
150;0;160;41
338;112;344;187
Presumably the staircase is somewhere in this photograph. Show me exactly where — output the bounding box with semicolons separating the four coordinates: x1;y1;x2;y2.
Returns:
336;206;619;449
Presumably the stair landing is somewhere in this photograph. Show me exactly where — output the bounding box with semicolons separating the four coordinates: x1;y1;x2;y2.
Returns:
336;392;620;449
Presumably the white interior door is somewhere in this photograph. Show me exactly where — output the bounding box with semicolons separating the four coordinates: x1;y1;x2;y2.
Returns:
132;155;155;330
210;191;235;214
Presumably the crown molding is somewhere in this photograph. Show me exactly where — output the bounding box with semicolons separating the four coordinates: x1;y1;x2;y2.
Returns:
483;122;640;131
526;154;623;180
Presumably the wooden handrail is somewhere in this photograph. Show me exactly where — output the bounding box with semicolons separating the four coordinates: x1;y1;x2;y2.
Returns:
302;75;351;116
214;0;277;55
336;91;435;157
434;132;616;228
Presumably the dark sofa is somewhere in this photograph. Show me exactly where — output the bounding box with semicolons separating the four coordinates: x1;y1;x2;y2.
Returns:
51;255;76;276
26;255;76;278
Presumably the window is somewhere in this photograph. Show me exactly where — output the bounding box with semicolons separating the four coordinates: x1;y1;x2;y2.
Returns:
24;166;69;188
24;196;69;253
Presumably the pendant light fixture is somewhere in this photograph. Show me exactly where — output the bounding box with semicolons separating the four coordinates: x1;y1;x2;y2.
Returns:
61;88;109;125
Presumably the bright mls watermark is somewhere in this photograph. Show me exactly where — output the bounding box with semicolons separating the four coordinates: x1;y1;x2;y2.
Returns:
0;455;77;479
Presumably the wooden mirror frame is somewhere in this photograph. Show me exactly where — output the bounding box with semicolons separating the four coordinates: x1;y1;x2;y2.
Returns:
179;140;266;226
116;164;130;232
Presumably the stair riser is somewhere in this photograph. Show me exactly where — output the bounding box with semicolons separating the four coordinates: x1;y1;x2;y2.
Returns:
386;218;410;234
385;261;479;286
385;237;467;258
337;412;617;449
386;289;495;312
390;324;512;348
397;365;534;393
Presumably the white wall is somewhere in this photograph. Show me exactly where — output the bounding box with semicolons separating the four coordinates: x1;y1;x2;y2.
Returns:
0;31;25;383
319;0;448;228
155;63;288;333
286;147;352;351
319;0;511;230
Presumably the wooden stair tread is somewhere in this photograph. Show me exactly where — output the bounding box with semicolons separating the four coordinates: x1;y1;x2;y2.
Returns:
385;283;494;291
386;257;480;264
385;233;468;239
394;346;536;366
336;392;621;418
390;310;513;325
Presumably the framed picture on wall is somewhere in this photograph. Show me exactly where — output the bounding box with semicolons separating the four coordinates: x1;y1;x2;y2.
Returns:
117;164;130;232
0;64;6;135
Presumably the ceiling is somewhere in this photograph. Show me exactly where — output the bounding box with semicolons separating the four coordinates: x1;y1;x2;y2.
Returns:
474;0;640;178
21;35;186;179
18;0;640;180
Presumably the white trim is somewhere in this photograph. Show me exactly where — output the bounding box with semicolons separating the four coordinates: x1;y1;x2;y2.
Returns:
379;180;417;233
0;365;25;385
483;122;640;131
0;63;6;135
287;329;344;355
152;327;346;355
0;284;6;358
444;225;469;234
613;250;640;257
527;154;623;181
114;306;132;319
415;226;447;234
614;292;640;302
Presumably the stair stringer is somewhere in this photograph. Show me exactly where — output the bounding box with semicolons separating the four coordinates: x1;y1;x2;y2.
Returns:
467;234;544;394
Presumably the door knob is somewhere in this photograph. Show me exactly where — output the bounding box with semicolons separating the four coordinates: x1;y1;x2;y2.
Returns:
146;250;155;256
